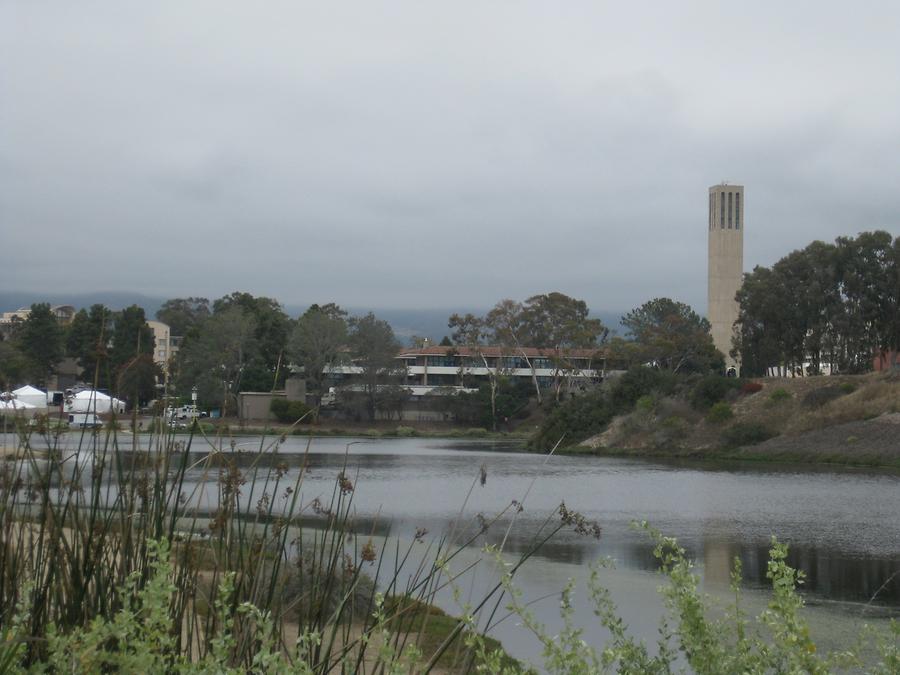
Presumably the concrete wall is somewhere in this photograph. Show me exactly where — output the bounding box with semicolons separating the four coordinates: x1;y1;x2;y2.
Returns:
238;391;284;421
285;376;306;401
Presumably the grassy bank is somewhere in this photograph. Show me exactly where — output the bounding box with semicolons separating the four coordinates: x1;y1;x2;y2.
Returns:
559;371;900;469
558;441;900;471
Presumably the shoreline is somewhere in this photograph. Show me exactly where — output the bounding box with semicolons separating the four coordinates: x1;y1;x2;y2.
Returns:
557;443;900;471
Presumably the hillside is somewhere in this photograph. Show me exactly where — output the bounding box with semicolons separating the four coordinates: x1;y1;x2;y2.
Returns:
580;372;900;468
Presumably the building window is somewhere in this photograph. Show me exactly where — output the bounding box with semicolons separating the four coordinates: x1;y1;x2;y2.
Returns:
727;192;733;228
426;356;457;367
719;192;725;229
709;193;714;229
735;192;741;229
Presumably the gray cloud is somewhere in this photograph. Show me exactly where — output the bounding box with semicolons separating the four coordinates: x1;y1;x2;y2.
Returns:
2;1;899;314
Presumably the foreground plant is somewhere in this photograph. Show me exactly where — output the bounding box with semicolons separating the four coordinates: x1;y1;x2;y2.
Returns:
496;522;899;674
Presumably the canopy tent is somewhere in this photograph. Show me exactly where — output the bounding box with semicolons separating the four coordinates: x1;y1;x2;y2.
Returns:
0;399;38;412
12;385;48;409
66;390;126;415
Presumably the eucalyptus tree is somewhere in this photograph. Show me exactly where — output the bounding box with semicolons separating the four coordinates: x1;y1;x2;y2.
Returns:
213;292;291;390
519;292;608;401
175;306;257;413
621;297;721;374
155;297;210;339
16;303;63;387
448;311;505;428
66;304;113;386
347;313;402;421
733;230;900;375
288;303;348;411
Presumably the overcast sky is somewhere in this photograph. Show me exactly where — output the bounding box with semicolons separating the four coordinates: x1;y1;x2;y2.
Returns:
2;2;899;314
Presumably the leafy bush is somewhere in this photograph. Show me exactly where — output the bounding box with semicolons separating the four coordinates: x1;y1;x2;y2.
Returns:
269;397;311;423
689;375;742;410
654;415;690;447
394;425;417;437
609;367;678;414
839;382;857;394
634;395;656;415
500;524;900;674
722;421;775;447
768;387;792;405
706;401;734;423
447;378;531;429
802;385;850;408
529;390;613;451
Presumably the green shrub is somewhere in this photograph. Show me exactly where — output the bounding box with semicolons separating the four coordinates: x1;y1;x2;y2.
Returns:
634;395;655;415
654;415;690;447
609;367;678;414
802;385;850;408
722;422;775;447
689;375;741;410
270;398;311;423
839;382;857;394
706;401;733;423
529;390;613;450
767;388;792;405
394;425;417;437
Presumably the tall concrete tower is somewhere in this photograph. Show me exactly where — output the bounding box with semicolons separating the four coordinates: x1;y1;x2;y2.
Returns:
707;183;744;372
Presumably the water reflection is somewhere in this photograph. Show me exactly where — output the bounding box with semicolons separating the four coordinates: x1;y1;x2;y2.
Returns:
17;433;900;612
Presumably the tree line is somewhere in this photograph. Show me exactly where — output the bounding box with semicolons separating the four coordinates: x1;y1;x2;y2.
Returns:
0;303;158;403
1;289;726;423
733;230;900;376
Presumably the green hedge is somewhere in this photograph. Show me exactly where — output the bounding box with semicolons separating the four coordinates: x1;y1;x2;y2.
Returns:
270;398;311;423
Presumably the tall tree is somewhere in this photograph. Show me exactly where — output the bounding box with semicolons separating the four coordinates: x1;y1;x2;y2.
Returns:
0;340;28;390
448;312;506;428
347;313;402;421
621;297;721;374
16;303;64;387
213;292;290;390
520;292;608;401
66;304;113;386
156;297;210;338
733;231;900;375
175;307;257;413
485;299;543;403
109;305;156;403
288;303;348;412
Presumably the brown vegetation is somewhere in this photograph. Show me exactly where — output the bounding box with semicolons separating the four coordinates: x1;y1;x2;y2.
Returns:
582;372;900;468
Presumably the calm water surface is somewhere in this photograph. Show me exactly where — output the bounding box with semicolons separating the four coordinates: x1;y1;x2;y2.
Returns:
27;433;900;666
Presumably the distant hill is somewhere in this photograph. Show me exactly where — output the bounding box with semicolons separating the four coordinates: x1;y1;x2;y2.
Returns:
1;291;626;345
0;290;167;317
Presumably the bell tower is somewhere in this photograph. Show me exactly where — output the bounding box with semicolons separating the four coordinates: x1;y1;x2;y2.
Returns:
707;183;744;373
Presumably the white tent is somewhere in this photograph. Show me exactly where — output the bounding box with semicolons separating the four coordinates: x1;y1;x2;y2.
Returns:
12;385;48;409
66;390;126;415
0;399;37;412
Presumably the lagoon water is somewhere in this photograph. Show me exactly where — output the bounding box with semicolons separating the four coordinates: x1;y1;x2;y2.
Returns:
30;433;900;666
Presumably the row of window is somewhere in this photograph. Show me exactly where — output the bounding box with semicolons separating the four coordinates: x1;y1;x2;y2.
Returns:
708;191;742;230
422;355;593;369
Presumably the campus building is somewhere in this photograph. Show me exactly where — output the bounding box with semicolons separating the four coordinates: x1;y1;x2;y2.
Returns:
325;345;607;394
708;183;744;373
146;320;181;372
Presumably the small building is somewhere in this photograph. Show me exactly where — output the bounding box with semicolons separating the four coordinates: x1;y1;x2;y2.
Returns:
237;376;307;422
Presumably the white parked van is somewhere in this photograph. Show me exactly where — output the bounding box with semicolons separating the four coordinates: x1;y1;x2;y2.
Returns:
68;412;102;429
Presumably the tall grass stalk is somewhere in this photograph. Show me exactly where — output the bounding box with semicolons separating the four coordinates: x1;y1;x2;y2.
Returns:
0;409;555;671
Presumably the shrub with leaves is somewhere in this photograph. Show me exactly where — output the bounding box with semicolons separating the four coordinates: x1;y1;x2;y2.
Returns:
722;421;776;447
706;401;734;424
768;387;792;405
